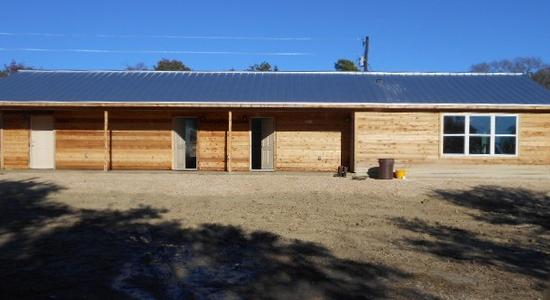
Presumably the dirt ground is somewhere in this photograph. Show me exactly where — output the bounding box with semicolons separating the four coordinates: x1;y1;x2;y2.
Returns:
0;169;549;299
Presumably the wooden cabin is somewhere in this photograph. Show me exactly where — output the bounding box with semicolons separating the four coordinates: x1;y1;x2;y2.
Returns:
1;70;550;172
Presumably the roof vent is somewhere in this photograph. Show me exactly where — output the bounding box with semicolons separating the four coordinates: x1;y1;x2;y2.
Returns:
375;78;384;85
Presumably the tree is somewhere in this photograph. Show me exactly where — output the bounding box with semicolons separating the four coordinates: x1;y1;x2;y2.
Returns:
334;59;359;72
470;57;547;73
0;60;33;77
126;62;149;71
470;62;491;73
153;59;191;71
533;68;550;90
470;56;550;90
247;62;278;72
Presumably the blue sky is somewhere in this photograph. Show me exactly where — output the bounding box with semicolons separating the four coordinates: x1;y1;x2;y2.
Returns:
1;0;549;72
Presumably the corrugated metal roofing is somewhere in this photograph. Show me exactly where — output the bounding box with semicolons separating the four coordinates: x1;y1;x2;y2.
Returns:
1;70;550;105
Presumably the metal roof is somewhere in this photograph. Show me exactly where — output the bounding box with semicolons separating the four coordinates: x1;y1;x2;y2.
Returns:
1;70;550;106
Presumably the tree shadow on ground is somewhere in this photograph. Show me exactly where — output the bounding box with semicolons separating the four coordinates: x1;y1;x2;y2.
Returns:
391;185;550;284
392;217;549;280
0;179;437;300
433;185;550;229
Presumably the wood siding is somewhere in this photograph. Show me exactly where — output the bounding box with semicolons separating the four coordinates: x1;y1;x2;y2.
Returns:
518;113;550;164
0;109;353;172
228;111;351;172
54;110;231;171
354;112;550;172
354;112;439;171
55;111;104;169
5;108;548;173
230;112;251;171
110;111;172;170
2;112;30;169
275;112;350;171
197;112;227;171
0;111;3;169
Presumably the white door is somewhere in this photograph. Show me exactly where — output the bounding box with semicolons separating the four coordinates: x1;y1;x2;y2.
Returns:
30;115;55;169
173;118;186;170
261;118;274;170
173;118;198;170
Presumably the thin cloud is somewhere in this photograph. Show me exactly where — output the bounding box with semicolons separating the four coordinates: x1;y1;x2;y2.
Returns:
0;47;311;56
0;32;312;41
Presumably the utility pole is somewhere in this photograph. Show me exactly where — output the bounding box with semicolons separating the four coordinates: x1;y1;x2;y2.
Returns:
361;36;370;72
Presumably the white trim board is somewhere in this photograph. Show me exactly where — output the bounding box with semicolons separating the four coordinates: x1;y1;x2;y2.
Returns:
18;70;525;76
2;101;550;110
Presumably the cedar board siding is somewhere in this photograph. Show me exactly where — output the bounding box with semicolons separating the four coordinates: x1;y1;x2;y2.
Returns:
517;114;550;164
54;109;351;172
274;111;351;172
197;111;228;171
354;112;439;171
110;111;172;170
354;111;550;172
230;111;251;171
2;112;30;169
0;111;2;169
229;111;351;172
54;110;228;171
3;109;548;172
55;110;104;169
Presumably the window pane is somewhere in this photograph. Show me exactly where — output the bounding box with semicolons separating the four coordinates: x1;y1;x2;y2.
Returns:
443;136;465;154
496;116;516;134
184;118;197;169
469;136;491;154
443;116;465;134
495;136;516;155
469;116;490;134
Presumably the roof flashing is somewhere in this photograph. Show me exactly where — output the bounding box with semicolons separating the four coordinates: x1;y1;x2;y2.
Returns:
16;69;525;76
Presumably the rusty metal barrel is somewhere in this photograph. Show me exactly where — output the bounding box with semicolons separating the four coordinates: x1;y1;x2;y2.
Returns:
378;158;394;180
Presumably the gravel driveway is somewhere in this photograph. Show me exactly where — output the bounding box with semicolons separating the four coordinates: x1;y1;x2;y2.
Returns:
0;169;548;299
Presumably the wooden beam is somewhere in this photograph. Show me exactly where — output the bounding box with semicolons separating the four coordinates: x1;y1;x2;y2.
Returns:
0;111;3;170
350;111;356;173
227;110;232;172
103;110;109;171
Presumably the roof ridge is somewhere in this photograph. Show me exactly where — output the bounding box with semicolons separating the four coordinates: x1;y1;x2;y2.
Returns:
18;70;525;76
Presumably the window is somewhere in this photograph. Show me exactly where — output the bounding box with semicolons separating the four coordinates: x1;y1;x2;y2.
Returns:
495;116;517;155
443;116;465;154
442;114;518;156
469;116;491;154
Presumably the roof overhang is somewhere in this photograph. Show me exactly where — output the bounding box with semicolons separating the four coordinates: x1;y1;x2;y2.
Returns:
2;101;550;111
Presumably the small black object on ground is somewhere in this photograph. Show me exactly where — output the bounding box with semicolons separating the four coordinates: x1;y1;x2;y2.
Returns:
335;166;348;178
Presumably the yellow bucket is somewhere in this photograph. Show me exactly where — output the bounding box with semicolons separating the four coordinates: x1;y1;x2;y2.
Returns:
395;169;407;180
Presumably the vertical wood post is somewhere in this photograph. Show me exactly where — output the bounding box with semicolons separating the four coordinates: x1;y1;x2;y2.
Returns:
103;110;110;171
351;111;357;173
0;111;4;170
227;110;232;172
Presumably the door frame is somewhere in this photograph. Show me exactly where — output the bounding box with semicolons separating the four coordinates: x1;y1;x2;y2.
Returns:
172;116;199;171
29;114;56;170
0;111;4;170
249;117;276;171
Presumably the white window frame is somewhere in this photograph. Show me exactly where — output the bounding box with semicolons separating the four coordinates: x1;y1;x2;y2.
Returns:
441;113;519;157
